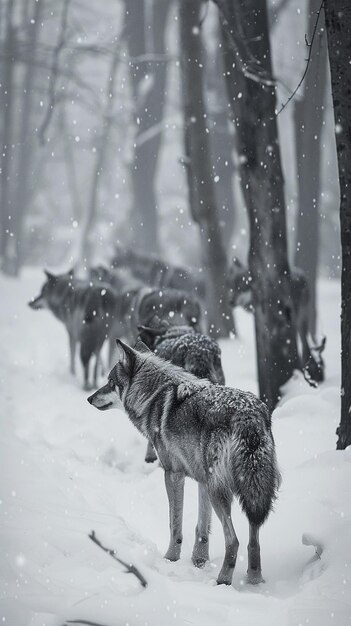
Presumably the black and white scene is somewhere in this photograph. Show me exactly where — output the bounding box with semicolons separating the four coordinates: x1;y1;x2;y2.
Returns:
1;0;351;625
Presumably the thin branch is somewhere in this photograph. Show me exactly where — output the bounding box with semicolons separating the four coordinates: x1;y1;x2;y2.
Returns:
88;530;148;588
65;621;112;626
212;0;275;86
38;0;70;144
276;0;324;116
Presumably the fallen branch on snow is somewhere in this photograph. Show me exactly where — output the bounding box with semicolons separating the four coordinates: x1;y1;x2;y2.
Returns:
88;530;148;588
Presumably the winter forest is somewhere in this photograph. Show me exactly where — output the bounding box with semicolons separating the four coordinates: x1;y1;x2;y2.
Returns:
1;0;351;624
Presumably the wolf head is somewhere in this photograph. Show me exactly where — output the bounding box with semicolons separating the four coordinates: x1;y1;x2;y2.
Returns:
28;269;75;310
87;339;151;411
226;258;253;310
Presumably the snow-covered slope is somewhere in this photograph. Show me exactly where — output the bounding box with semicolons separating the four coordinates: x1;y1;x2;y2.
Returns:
1;271;350;626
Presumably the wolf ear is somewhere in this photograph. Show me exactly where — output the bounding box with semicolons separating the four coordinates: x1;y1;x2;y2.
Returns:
115;339;136;367
134;339;151;354
44;269;55;280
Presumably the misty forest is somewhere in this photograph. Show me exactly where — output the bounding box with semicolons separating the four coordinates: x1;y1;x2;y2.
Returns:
1;0;351;625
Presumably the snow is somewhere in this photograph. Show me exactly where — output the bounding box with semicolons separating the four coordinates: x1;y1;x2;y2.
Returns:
1;271;350;626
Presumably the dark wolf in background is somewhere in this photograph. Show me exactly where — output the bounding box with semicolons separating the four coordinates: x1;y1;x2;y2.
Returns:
117;286;203;344
88;340;280;586
89;265;143;292
227;257;326;384
138;318;225;462
112;244;206;298
28;270;119;389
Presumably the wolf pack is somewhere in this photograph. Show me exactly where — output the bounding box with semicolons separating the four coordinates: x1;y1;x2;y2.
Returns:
29;248;325;587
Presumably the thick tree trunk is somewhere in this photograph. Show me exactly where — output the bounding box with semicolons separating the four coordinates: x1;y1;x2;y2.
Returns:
0;0;16;270
324;2;351;450
9;0;43;275
219;0;300;407
294;0;328;338
179;0;235;338
125;0;172;253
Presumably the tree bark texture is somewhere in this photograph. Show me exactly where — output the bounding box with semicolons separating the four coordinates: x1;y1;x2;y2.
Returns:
179;0;235;338
219;0;300;407
324;1;351;450
125;0;172;253
294;0;328;338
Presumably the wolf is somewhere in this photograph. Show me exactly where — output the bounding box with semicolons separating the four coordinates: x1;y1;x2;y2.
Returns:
28;269;120;389
87;340;280;586
117;286;203;344
112;245;206;299
227;258;326;383
89;265;143;292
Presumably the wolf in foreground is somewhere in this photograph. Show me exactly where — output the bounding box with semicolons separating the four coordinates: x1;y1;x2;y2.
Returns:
87;339;280;586
138;319;225;463
28;270;119;389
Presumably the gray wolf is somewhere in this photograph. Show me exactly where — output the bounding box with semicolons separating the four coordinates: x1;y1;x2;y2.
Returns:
138;318;225;462
87;339;280;586
227;257;325;383
112;244;205;299
28;269;119;389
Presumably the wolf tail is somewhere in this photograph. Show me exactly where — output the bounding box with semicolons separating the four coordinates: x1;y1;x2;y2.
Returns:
209;418;280;527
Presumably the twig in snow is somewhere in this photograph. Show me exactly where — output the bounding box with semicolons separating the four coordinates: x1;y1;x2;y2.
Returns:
65;621;113;626
276;0;324;116
88;530;148;588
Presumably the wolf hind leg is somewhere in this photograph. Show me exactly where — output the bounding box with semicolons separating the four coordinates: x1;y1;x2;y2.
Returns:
209;488;239;585
247;523;264;584
164;471;185;562
145;440;157;463
192;483;211;567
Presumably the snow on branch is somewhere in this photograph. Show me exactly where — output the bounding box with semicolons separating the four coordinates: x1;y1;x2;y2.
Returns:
88;530;148;588
276;0;324;116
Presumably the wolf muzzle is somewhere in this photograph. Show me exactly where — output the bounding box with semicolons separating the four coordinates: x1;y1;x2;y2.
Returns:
28;295;45;310
87;384;114;410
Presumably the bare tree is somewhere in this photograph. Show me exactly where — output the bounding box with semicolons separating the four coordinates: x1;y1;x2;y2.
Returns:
218;0;300;407
294;0;328;338
125;0;172;253
0;0;16;271
9;0;44;275
206;19;237;250
179;0;235;337
324;1;351;449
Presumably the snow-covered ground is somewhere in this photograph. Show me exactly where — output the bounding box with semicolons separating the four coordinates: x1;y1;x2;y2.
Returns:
1;271;350;626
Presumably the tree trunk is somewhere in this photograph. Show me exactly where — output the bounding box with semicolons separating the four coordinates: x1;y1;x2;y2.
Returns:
77;43;121;270
0;0;16;270
9;0;44;275
207;20;237;250
125;0;172;253
294;0;328;339
219;0;300;407
179;0;235;338
324;1;351;450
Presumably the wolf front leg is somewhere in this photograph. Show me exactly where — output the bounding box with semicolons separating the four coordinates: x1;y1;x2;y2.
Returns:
209;489;239;585
68;333;76;375
164;471;185;561
192;483;211;567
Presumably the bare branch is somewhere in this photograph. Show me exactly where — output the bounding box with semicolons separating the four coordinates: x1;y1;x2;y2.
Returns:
212;0;275;86
38;0;70;144
88;530;148;588
276;0;324;115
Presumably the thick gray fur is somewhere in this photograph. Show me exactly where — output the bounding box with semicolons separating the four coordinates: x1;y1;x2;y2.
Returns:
88;341;281;586
138;320;225;463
